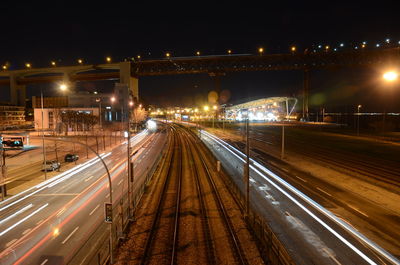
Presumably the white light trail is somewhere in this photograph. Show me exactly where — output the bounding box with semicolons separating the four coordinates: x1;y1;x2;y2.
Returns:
0;204;49;236
0;204;33;225
0;153;110;212
201;130;400;265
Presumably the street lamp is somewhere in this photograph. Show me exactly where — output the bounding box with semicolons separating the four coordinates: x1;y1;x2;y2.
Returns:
258;47;264;54
212;105;217;128
382;70;398;135
357;105;362;136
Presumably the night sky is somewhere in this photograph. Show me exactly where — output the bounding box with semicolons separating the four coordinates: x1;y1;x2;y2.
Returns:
1;1;400;112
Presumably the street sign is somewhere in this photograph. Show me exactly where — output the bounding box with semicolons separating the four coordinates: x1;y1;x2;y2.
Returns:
104;202;113;223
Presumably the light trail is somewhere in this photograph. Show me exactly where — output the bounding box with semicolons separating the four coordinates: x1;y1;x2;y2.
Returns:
0;204;49;236
201;130;400;265
0;153;110;212
0;204;33;225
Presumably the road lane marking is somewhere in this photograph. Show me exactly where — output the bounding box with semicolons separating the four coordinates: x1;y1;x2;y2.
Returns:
295;176;307;182
85;176;94;182
348;205;369;218
5;239;17;247
22;228;32;235
0;204;33;225
105;194;110;198
0;203;49;236
323;248;342;265
317;187;332;197
118;179;123;186
89;204;100;216
36;219;44;225
40;259;48;265
56;207;66;217
62;226;79;244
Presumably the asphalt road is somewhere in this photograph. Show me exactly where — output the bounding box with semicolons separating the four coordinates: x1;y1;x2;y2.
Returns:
0;126;167;265
199;129;400;265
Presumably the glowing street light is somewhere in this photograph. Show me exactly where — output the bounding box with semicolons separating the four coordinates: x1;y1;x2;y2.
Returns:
78;59;83;64
258;47;264;54
166;52;171;58
383;71;398;82
227;49;232;54
2;65;7;70
25;63;31;68
213;105;218;110
51;61;56;66
291;46;296;52
196;51;200;56
129;101;133;107
106;57;112;63
59;83;67;91
111;96;116;103
357;104;362;136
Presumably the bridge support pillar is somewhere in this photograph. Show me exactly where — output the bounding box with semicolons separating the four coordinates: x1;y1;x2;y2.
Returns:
119;62;138;102
302;69;310;120
10;75;26;106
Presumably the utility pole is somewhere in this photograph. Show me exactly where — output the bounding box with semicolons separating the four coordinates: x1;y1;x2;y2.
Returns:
41;89;47;180
281;124;285;160
244;111;250;217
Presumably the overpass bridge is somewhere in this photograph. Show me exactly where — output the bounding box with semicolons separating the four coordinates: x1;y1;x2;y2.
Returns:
1;48;399;118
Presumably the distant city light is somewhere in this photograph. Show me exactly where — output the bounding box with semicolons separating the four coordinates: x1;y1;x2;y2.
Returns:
291;46;296;52
340;43;344;47
325;45;330;50
362;41;367;45
386;38;390;43
106;56;112;63
137;55;141;59
166;52;171;58
258;47;264;53
383;71;398;82
2;65;7;70
204;105;209;111
227;49;232;54
129;101;133;106
59;83;67;91
318;45;322;48
111;96;116;103
376;44;380;47
51;61;56;66
78;59;83;64
25;63;31;68
196;51;200;56
124;131;129;138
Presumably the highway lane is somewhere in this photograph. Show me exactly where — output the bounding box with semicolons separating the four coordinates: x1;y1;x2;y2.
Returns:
0;126;167;265
200;130;400;265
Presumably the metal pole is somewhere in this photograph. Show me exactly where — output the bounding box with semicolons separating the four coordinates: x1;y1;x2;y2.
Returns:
357;106;360;136
245;112;250;217
127;101;132;219
41;89;47;180
281;125;285;160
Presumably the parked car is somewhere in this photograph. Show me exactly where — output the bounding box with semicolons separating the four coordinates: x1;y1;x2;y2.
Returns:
65;154;79;162
42;160;61;171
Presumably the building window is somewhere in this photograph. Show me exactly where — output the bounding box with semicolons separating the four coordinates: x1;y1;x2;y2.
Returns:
48;111;54;129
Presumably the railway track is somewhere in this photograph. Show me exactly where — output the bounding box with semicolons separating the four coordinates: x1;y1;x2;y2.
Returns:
235;127;400;188
117;124;263;265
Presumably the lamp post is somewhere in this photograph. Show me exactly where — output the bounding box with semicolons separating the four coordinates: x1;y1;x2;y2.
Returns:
40;89;47;180
382;71;398;136
212;105;217;128
96;98;102;129
357;105;362;136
